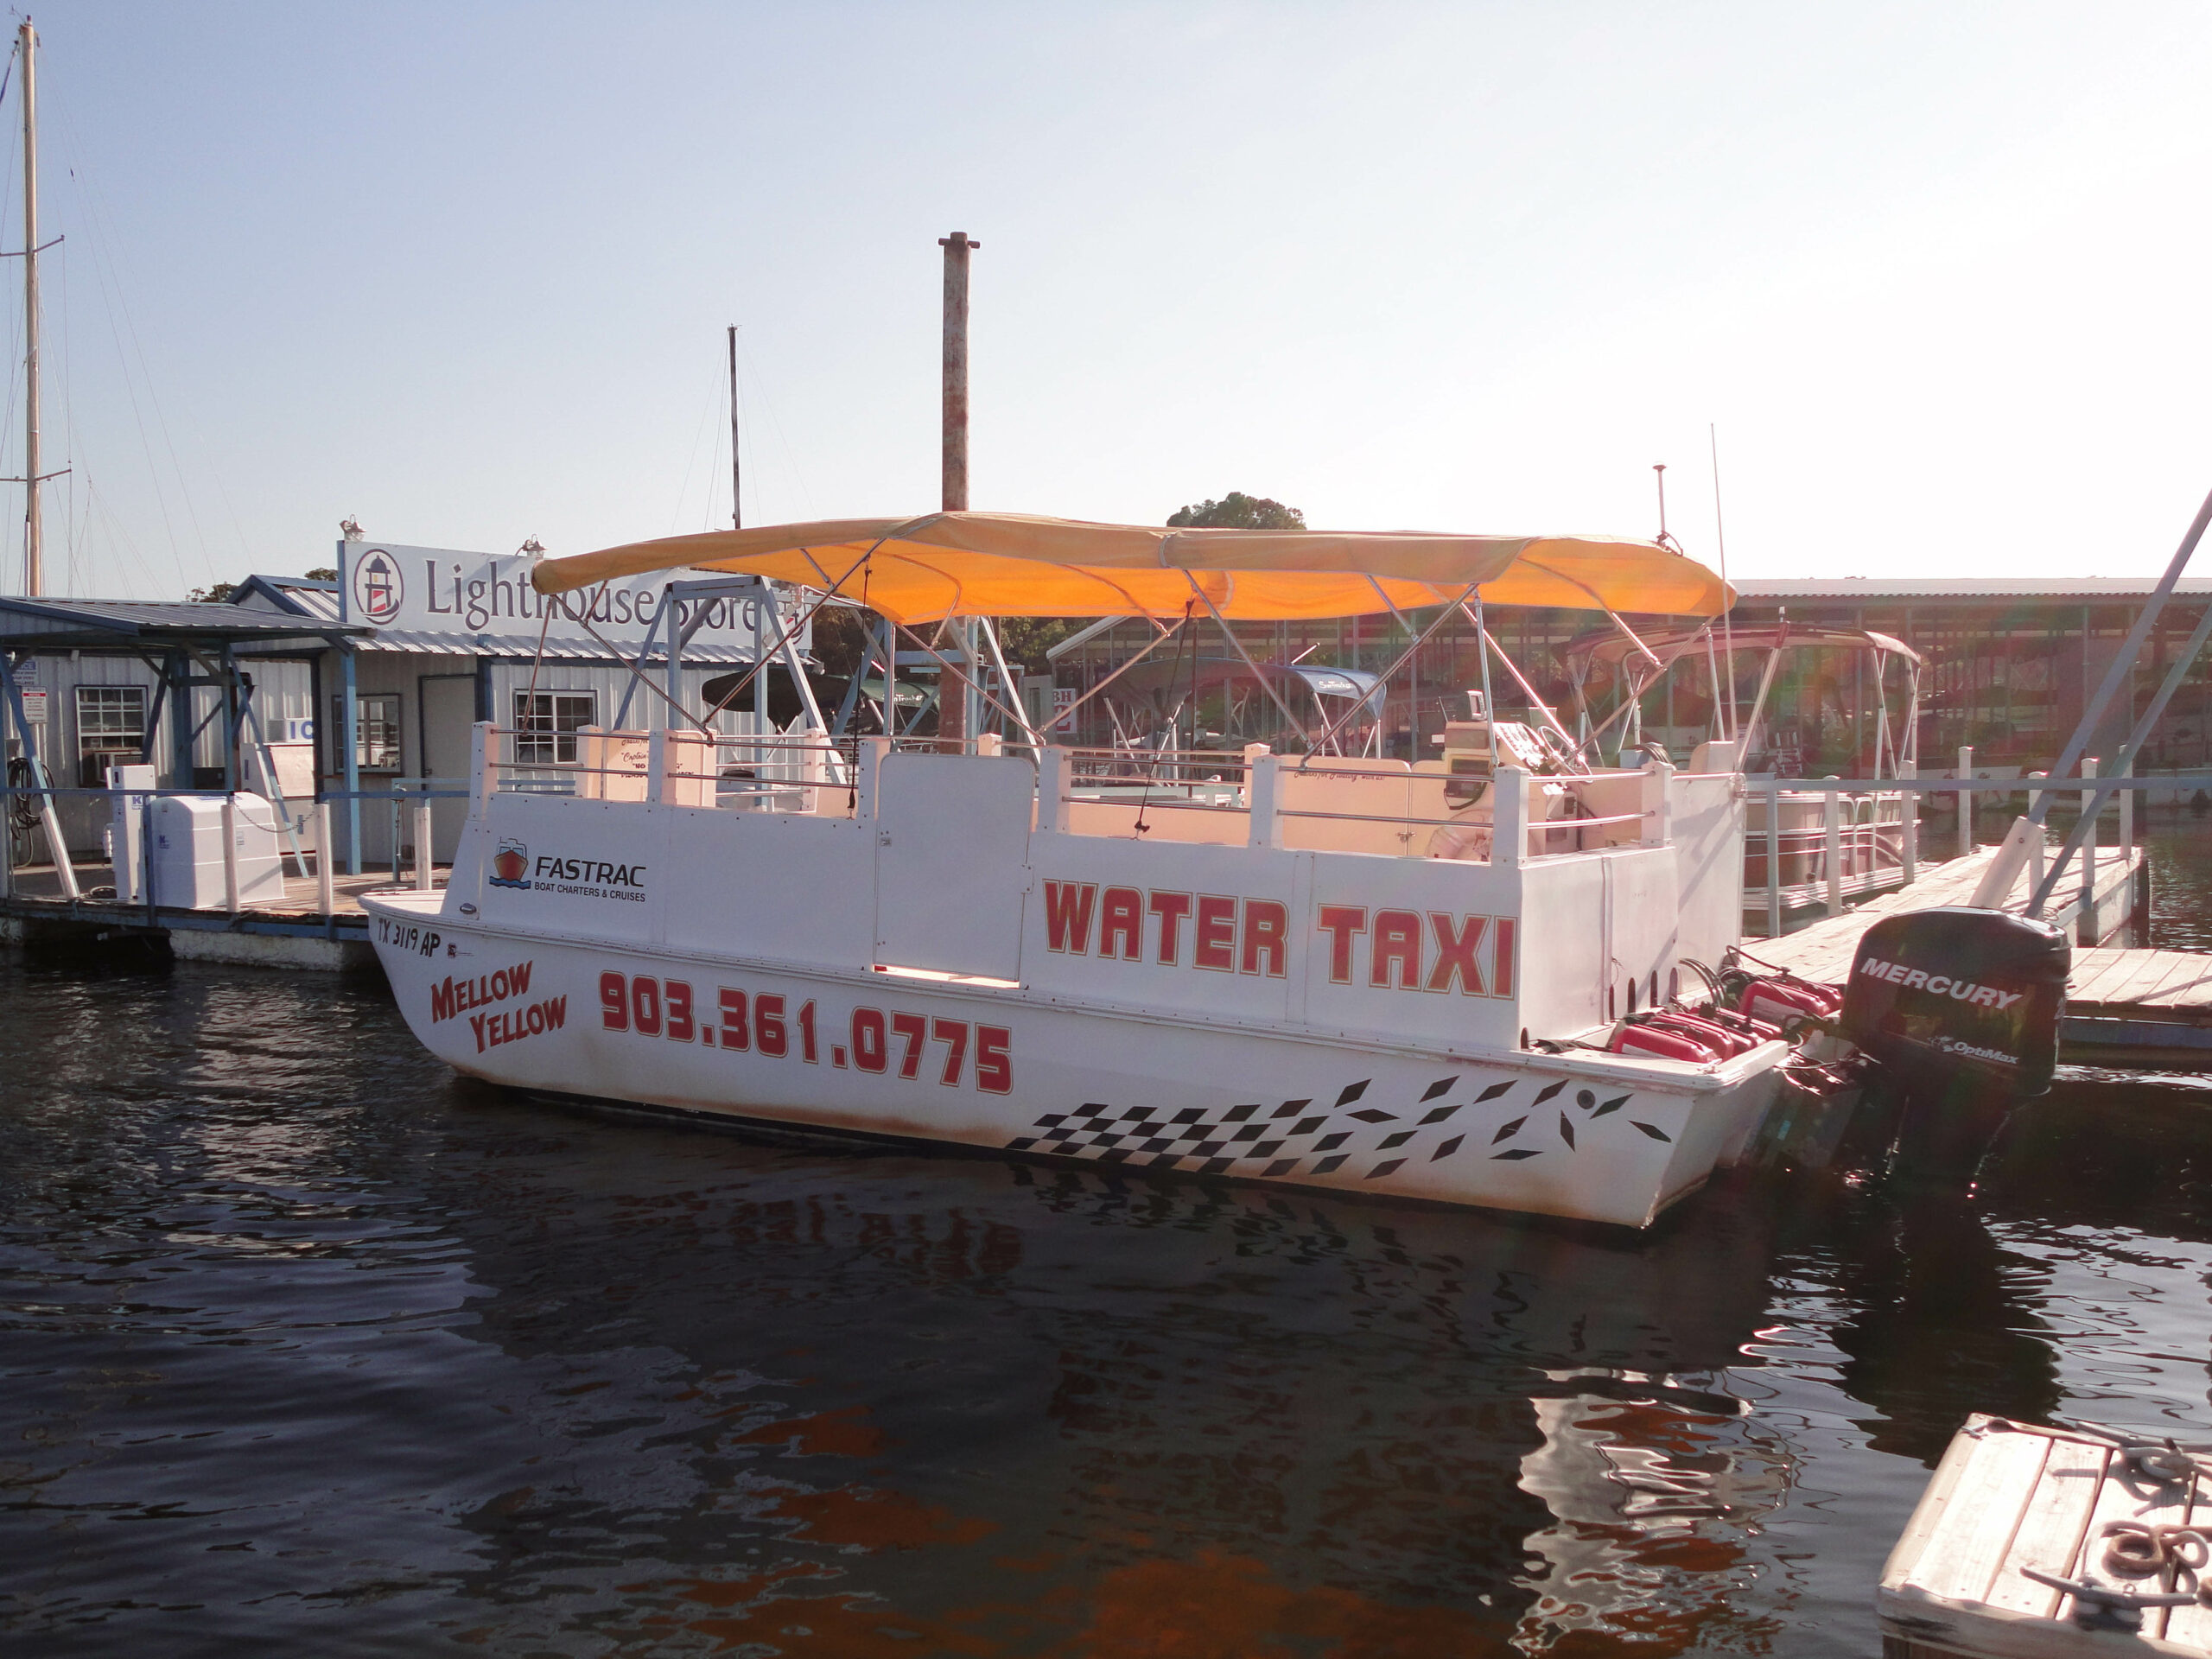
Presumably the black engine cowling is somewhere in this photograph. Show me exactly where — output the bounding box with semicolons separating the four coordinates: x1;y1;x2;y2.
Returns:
1841;907;2069;1102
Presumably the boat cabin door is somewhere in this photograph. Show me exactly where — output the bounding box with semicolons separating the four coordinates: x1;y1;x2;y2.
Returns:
872;751;1033;982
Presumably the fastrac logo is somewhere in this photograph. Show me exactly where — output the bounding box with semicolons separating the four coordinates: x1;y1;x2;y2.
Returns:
351;549;404;624
488;838;531;889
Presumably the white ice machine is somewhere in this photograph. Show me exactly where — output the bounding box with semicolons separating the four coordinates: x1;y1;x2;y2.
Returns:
148;792;286;908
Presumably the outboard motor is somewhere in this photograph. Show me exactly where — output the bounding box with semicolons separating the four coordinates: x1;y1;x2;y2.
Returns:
1840;907;2069;1175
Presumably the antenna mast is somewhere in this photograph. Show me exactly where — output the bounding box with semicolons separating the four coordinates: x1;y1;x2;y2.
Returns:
20;16;41;595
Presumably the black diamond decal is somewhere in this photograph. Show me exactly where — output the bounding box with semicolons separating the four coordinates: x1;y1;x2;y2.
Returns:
1100;1147;1134;1163
1348;1109;1396;1124
1141;1138;1174;1154
1224;1103;1261;1122
1194;1141;1224;1156
1493;1147;1542;1160
1630;1121;1673;1142
1122;1106;1155;1121
1377;1131;1414;1150
1336;1080;1370;1106
1252;1140;1284;1158
1202;1156;1236;1173
1367;1159;1406;1179
1171;1107;1205;1124
1491;1116;1526;1144
1076;1102;1112;1117
1039;1114;1068;1126
1592;1094;1630;1117
1559;1113;1576;1149
1421;1076;1459;1101
1432;1135;1464;1160
1419;1104;1460;1125
1231;1124;1266;1142
1262;1159;1299;1177
1044;1127;1075;1141
1477;1080;1515;1103
1314;1154;1350;1174
1315;1133;1350;1152
1273;1098;1312;1118
1533;1081;1566;1104
1008;1137;1037;1151
1292;1117;1326;1136
1092;1133;1125;1147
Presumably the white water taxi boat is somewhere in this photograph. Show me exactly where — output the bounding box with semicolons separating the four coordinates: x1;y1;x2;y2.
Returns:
365;512;1796;1229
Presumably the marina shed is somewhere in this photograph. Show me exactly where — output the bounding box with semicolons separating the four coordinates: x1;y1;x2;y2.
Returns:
1;596;345;858
229;533;802;869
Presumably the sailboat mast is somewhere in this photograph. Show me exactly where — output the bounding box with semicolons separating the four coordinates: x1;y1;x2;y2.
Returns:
20;16;40;596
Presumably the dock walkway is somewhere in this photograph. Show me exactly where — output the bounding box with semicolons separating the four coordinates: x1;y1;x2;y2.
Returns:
0;859;435;969
1741;841;2212;1065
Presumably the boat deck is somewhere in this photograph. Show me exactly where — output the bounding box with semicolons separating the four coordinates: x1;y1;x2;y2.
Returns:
1879;1414;2212;1657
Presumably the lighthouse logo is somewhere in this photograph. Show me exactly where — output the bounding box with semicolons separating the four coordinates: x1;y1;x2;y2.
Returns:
352;550;404;624
489;838;531;889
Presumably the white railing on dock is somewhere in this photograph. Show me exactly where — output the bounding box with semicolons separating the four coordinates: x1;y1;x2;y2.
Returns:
1747;766;2173;938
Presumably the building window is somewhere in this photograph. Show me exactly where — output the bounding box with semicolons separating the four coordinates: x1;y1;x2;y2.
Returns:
75;685;148;786
513;690;595;764
330;692;403;772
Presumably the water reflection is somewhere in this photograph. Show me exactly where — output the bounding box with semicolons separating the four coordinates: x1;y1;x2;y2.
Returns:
3;950;2210;1656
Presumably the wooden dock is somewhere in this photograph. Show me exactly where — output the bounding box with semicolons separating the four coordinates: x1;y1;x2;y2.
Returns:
1879;1414;2212;1657
1738;840;2212;1066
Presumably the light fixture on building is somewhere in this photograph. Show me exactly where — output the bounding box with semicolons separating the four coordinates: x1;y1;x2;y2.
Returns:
518;537;546;558
340;517;364;542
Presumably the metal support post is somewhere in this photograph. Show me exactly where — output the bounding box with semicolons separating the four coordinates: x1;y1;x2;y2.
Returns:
3;650;76;899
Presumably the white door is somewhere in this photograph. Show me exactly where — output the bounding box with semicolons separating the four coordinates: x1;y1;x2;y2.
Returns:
874;753;1032;981
420;675;478;862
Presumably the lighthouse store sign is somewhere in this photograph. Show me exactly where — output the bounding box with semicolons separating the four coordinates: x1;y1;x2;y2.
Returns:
340;541;774;649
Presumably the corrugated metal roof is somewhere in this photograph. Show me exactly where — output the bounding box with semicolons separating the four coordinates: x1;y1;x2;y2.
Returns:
232;575;342;622
350;627;760;663
1731;577;2212;601
0;594;359;646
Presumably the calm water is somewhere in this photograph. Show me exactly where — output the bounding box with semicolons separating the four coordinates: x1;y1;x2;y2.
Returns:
4;833;2212;1656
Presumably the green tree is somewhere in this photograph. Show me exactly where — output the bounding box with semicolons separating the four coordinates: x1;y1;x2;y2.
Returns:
305;566;338;582
187;580;238;603
1167;492;1306;531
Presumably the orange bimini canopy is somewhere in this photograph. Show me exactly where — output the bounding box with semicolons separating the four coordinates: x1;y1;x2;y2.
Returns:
529;511;1732;624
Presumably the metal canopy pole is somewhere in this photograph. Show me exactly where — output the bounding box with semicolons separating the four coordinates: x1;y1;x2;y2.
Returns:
2020;576;2212;916
3;648;75;898
1978;483;2212;915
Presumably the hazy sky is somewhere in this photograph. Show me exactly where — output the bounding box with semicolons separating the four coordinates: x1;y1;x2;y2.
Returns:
7;2;2212;599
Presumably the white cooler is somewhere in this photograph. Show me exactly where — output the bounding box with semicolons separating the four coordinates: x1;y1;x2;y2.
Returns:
149;793;286;908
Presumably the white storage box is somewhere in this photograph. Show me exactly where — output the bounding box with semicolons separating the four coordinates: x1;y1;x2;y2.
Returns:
149;793;286;908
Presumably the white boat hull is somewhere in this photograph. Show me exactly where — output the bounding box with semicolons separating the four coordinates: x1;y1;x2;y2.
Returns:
365;889;1783;1230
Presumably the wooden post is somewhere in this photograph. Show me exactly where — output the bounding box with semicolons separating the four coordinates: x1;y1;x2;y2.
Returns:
2027;773;2046;904
1491;766;1526;868
1957;744;1974;859
2081;756;2098;940
222;796;240;912
1900;767;1918;884
1247;751;1282;849
937;231;979;752
315;800;334;916
1038;744;1072;834
1824;781;1844;916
